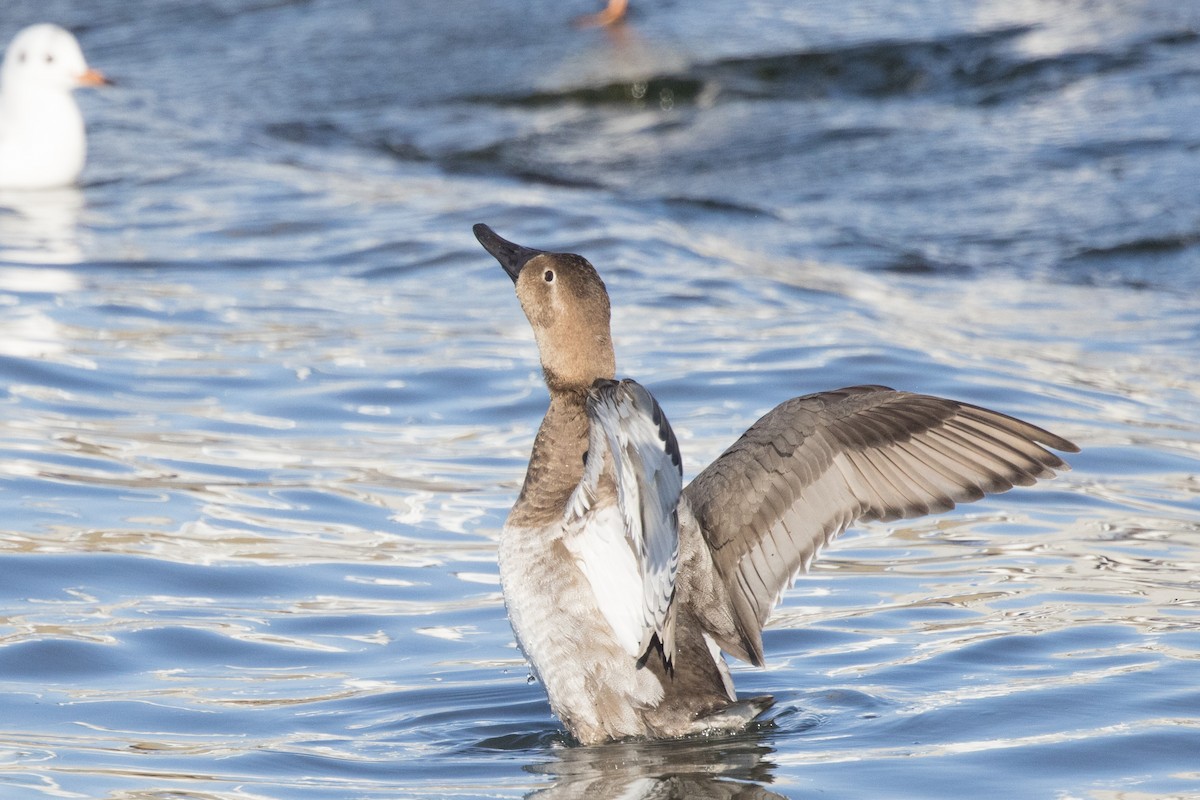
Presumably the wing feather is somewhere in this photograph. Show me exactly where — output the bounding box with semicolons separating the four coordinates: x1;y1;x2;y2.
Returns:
567;378;683;665
685;385;1077;665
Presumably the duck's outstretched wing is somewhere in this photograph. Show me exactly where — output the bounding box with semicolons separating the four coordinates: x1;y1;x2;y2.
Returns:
684;385;1078;666
567;379;682;665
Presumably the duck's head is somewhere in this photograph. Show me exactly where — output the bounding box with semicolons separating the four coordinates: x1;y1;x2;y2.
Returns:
474;223;616;393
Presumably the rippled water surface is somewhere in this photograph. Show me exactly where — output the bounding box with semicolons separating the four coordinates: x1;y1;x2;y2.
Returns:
1;1;1198;798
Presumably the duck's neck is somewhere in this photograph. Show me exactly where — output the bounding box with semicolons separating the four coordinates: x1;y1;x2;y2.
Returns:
507;388;590;530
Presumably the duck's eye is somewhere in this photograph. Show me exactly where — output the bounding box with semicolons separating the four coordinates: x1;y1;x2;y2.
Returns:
17;51;26;63
543;270;555;283
45;53;54;64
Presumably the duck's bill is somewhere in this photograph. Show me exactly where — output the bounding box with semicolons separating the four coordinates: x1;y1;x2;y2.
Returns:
473;223;545;283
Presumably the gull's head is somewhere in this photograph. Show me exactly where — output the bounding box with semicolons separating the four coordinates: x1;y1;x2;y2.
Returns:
2;24;109;96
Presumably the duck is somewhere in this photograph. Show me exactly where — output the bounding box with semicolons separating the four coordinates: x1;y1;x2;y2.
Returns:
472;223;1078;745
0;24;110;190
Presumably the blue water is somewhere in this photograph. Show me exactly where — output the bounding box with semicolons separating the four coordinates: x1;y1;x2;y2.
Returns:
0;1;1197;798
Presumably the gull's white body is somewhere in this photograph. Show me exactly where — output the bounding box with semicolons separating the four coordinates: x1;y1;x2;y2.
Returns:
0;24;105;190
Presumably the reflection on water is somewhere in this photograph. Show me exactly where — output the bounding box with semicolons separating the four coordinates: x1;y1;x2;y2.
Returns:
0;188;84;265
523;729;787;799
